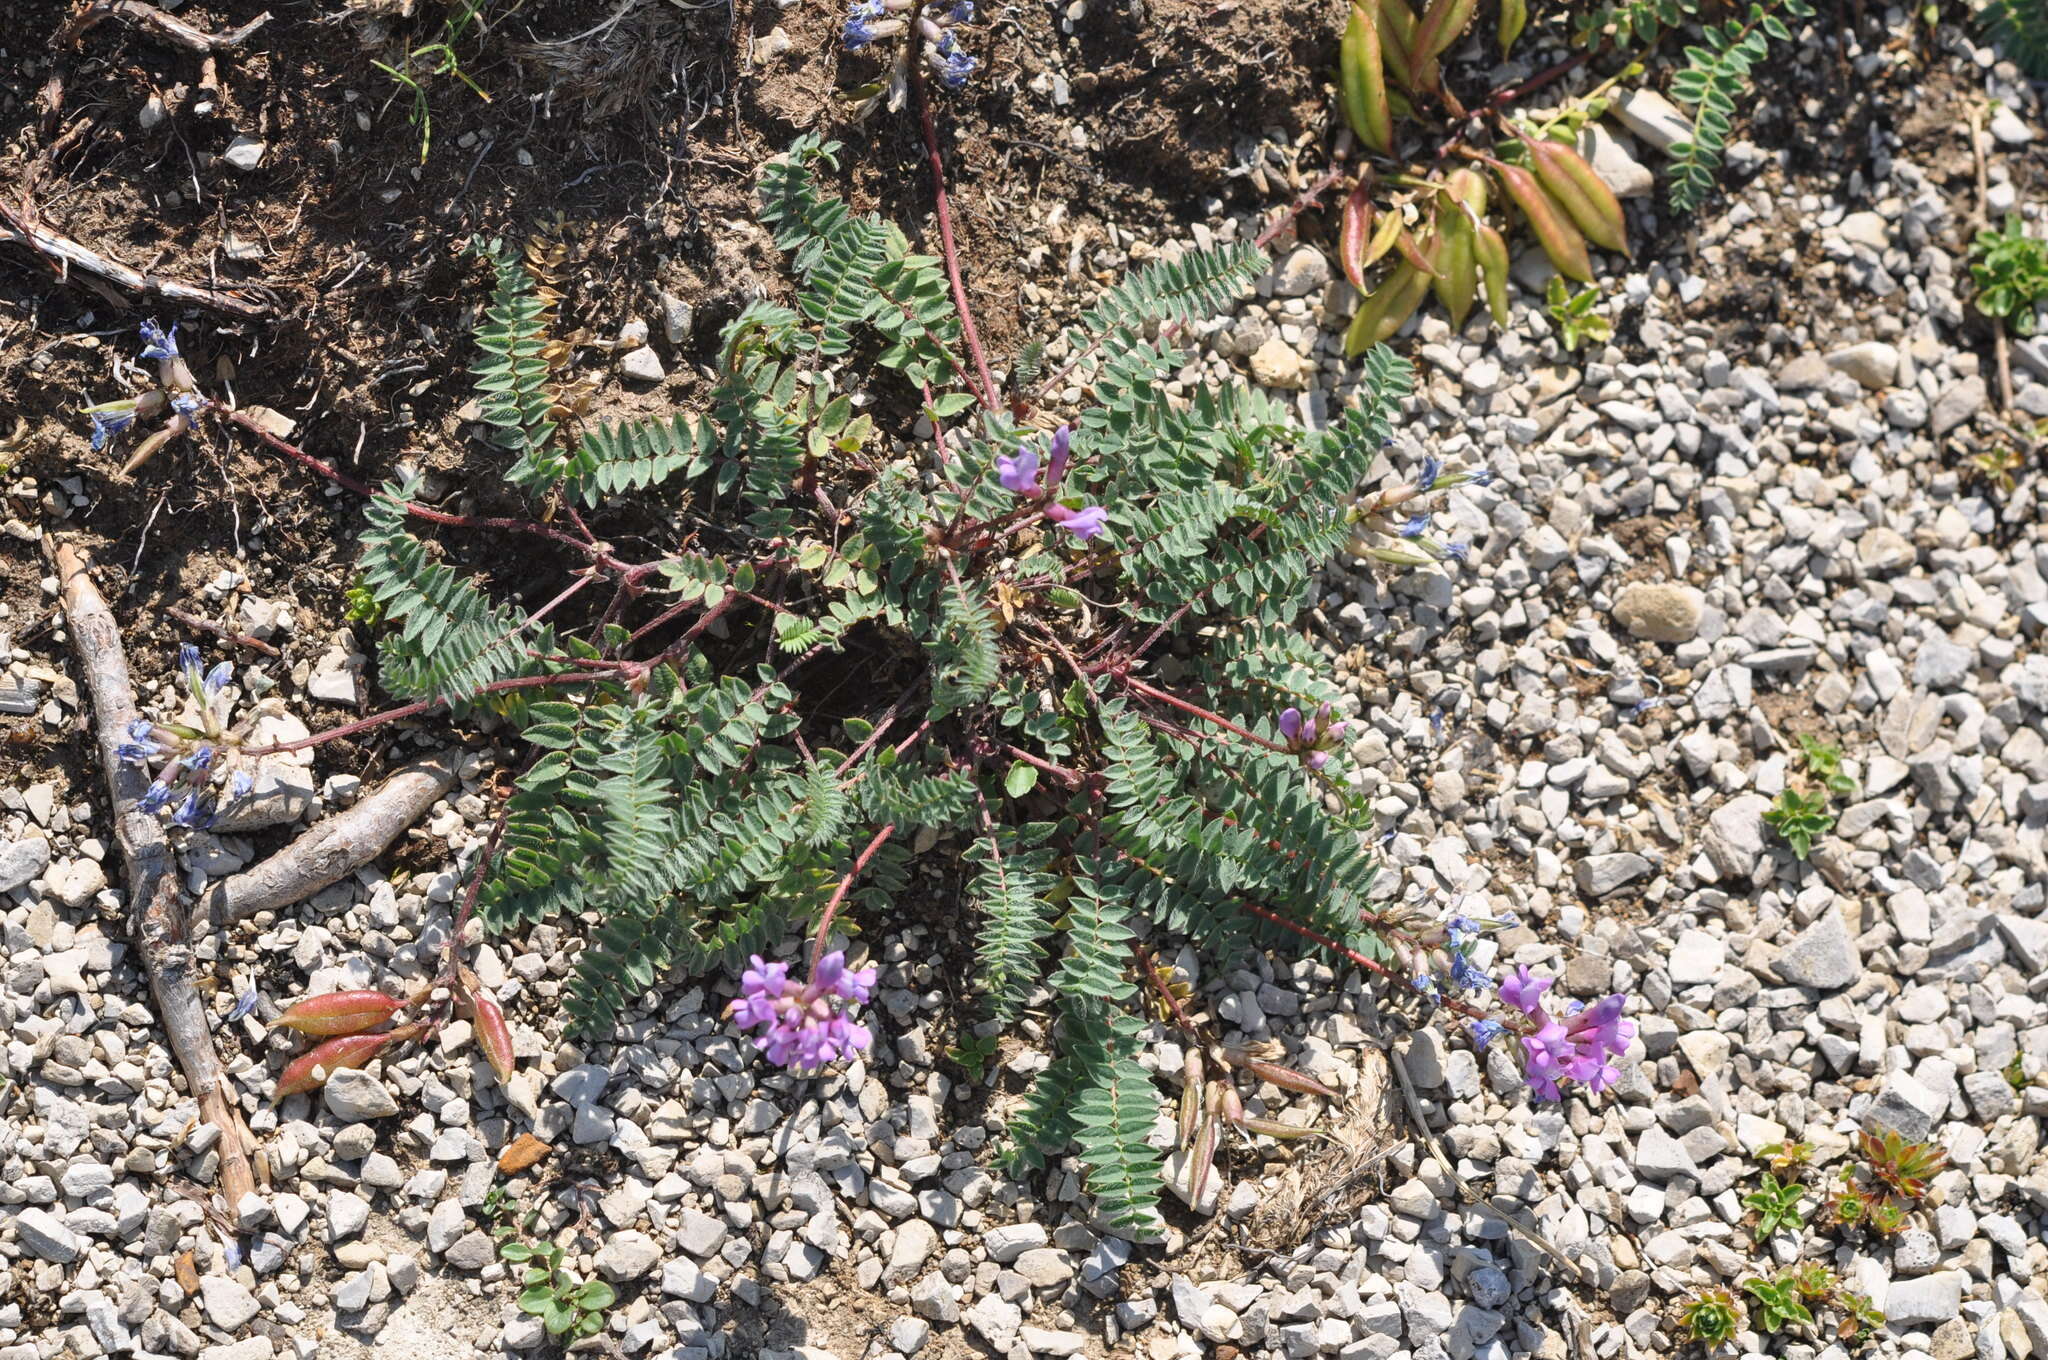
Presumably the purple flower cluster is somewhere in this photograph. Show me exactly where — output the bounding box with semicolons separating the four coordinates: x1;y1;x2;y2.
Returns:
842;0;977;88
1498;964;1634;1100
1277;703;1344;770
730;950;878;1072
995;427;1108;543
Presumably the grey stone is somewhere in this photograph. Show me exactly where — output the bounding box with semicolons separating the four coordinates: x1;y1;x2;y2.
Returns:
619;346;666;383
16;1206;82;1263
0;836;51;892
444;1231;495;1270
199;1341;275;1360
1929;376;1987;436
1668;929;1726;987
596;1230;660;1280
1995;914;2048;972
1773;911;1860;990
965;1293;1022;1351
323;1069;400;1121
199;1275;261;1330
1912;638;1975;690
1865;1071;1947;1143
1703;795;1773;878
327;1191;370;1241
1610;90;1690;153
677;1207;728;1257
1884;1271;1963;1324
1574;852;1652;898
1268;245;1331;298
1577;122;1652;198
222;136;266;171
1826;341;1899;389
1635;1126;1698;1180
662;1256;716;1303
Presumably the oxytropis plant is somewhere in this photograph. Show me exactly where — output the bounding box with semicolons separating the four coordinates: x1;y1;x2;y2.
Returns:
840;0;977;114
186;137;1631;1233
119;644;261;829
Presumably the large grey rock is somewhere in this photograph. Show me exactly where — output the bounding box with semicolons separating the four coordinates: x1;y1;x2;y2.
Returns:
16;1206;82;1263
1702;795;1773;878
1912;638;1975;690
1865;1071;1947;1142
596;1230;660;1280
200;1275;262;1330
323;1069;400;1121
1575;853;1653;898
1578;122;1653;198
1610;89;1690;153
1773;911;1860;990
1611;582;1704;643
1635;1127;1698;1180
1825;341;1899;390
1885;1271;1963;1324
1268;245;1331;299
0;836;51;892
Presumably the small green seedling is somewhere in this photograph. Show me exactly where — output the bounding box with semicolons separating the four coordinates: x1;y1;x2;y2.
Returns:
1742;1274;1816;1334
1970;213;2048;335
1545;277;1613;351
1743;1170;1808;1241
1757;1140;1815;1174
2006;1052;2030;1092
1763;788;1834;860
1677;1286;1743;1347
501;1241;616;1341
1795;736;1856;797
372;0;501;163
946;1032;1000;1080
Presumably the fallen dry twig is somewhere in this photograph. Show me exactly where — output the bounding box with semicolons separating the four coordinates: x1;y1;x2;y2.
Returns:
48;538;260;1209
0;195;274;319
194;750;462;933
56;1;272;54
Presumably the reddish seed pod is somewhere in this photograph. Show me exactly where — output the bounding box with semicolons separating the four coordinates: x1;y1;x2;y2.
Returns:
471;991;517;1083
272;1021;427;1101
271;990;404;1038
1340;183;1375;292
1230;1055;1343;1101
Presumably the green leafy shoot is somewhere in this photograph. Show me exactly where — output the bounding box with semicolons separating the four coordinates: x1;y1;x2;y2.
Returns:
946;1031;1001;1081
1838;1289;1886;1341
1983;0;2048;79
1741;1274;1815;1334
343;576;385;626
1664;0;1816;214
1795;735;1856;797
371;0;502;163
1743;1170;1807;1241
1677;1286;1743;1347
1545;277;1613;351
1970;213;2048;337
1757;1140;1814;1174
500;1240;616;1340
1854;1129;1946;1201
2006;1051;2030;1092
1786;1261;1836;1301
1762;787;1834;860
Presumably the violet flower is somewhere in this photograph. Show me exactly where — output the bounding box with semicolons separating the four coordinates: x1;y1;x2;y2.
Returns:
1044;503;1108;542
139;320;181;362
1278;702;1344;770
729;949;879;1073
996;447;1041;495
1497;964;1634;1100
1044;424;1071;490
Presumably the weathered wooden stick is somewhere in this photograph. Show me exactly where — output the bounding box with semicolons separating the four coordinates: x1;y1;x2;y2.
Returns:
0;196;273;320
194;750;462;933
48;539;259;1208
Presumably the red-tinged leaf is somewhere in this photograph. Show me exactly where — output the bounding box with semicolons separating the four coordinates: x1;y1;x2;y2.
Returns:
472;991;517;1083
1394;227;1442;279
270;989;404;1037
1340;183;1374;291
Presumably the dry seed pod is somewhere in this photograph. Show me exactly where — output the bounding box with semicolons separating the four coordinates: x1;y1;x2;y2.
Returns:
1491;159;1593;283
270;989;404;1038
1525;137;1630;256
1341;3;1393;153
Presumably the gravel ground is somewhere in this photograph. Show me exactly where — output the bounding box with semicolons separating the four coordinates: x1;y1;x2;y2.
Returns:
5;16;2048;1360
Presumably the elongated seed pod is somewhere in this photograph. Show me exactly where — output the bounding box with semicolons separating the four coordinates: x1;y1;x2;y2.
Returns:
1345;262;1433;355
1432;208;1478;329
1228;1053;1343;1100
272;1023;424;1100
271;990;404;1038
1475;222;1512;326
1340;183;1374;291
1394;227;1442;279
1497;0;1527;55
1408;0;1477;89
1375;0;1435;91
1363;204;1406;269
1491;160;1593;282
471;992;517;1083
1526;137;1630;256
1241;1117;1325;1141
1340;3;1393;153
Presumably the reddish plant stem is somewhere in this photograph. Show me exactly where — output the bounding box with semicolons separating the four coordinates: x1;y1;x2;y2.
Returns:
1001;744;1088;790
439;790;517;983
218;405;628;569
239;670;617;756
1119;676;1288;752
912;67;1002;413
165;606;280;657
810;823;898;973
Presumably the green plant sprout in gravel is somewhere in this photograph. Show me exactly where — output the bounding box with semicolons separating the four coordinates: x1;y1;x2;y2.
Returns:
180;134;1637;1233
1970;213;2048;336
1676;1285;1742;1348
1545;277;1612;351
500;1241;617;1342
1742;1169;1807;1240
372;0;505;163
1763;787;1833;860
1796;734;1856;797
